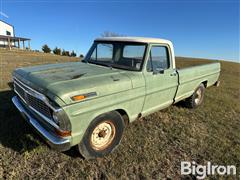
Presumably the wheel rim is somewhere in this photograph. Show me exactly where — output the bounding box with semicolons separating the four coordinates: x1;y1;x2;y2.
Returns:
90;121;116;151
194;88;202;104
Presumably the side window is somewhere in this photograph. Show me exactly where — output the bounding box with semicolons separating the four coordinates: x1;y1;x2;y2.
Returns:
90;43;113;61
147;46;170;71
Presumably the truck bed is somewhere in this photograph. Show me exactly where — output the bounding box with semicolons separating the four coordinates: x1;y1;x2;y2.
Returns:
174;61;221;103
176;57;219;69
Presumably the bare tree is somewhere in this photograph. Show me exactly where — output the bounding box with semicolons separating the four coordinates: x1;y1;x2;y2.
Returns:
101;31;123;37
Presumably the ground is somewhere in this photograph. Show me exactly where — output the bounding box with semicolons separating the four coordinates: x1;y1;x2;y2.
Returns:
0;50;239;179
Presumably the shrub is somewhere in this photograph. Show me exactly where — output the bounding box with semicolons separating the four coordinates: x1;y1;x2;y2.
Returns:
70;50;77;57
42;44;51;53
53;47;61;55
62;50;70;56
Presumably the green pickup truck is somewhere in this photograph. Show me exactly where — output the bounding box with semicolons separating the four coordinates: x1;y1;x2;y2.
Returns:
12;37;220;159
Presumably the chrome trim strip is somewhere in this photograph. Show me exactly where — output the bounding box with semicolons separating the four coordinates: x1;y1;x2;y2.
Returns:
30;105;60;129
13;77;61;129
12;96;70;145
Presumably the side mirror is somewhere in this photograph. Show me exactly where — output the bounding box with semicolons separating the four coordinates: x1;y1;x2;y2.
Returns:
153;68;164;75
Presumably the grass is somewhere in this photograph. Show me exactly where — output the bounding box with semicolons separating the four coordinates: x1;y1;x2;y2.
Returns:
0;51;239;179
0;49;79;89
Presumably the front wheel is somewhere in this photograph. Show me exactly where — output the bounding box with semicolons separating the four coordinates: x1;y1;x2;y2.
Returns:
78;111;125;159
185;83;205;108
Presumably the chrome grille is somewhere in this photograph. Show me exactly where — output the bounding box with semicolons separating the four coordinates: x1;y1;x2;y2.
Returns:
14;79;52;120
15;83;25;99
26;94;52;119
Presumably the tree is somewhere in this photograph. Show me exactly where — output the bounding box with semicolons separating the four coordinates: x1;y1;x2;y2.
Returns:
101;31;123;37
42;44;51;53
79;54;84;58
70;50;77;57
53;47;61;55
62;49;70;56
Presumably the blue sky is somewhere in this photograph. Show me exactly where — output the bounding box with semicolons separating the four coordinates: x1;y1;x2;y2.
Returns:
1;0;239;62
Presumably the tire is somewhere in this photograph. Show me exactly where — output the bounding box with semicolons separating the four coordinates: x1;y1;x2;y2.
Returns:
78;111;125;159
185;83;205;108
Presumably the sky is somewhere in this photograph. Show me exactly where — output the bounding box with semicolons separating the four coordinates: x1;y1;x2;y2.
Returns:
0;0;239;62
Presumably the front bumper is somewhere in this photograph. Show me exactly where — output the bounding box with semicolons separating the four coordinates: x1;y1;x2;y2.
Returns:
12;96;71;151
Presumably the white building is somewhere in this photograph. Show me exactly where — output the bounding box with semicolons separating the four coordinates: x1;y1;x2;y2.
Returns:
0;20;30;49
0;20;15;46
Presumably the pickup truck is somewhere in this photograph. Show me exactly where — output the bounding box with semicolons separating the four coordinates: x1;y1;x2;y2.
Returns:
12;37;220;159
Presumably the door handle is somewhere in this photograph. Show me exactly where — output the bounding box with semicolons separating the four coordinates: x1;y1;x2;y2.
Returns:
170;72;177;76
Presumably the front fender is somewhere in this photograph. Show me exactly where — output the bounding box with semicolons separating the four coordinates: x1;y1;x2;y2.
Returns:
62;86;145;146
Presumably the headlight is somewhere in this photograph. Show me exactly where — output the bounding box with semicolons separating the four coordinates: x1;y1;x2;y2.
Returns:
52;111;60;125
51;108;71;132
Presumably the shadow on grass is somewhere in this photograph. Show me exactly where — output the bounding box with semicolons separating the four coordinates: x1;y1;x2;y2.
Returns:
173;100;189;109
63;146;84;158
0;89;82;158
0;89;41;153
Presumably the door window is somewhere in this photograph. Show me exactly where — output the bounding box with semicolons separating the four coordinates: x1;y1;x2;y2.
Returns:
147;46;170;71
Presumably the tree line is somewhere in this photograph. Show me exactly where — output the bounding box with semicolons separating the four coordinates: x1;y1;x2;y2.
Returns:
42;44;84;58
41;32;122;58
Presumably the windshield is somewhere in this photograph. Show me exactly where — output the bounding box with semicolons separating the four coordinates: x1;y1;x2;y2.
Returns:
84;41;147;71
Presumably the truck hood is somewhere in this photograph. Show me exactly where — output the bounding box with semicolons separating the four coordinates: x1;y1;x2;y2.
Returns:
14;62;132;105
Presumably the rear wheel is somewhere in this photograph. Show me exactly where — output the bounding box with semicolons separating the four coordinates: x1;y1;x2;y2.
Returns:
185;83;205;108
78;111;125;159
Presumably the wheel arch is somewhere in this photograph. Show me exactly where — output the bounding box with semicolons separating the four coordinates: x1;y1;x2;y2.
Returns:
68;104;133;147
77;109;126;159
202;80;208;88
115;109;130;126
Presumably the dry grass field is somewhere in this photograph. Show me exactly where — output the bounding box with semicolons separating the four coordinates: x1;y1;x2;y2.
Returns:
0;49;79;89
0;50;239;179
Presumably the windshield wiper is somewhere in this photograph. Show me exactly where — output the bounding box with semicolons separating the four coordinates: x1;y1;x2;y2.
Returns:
87;60;114;69
106;64;113;69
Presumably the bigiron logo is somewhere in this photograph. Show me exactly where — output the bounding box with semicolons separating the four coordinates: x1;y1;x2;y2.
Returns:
181;161;237;179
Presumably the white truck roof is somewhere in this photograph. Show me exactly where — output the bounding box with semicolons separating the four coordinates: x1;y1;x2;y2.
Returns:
95;37;173;45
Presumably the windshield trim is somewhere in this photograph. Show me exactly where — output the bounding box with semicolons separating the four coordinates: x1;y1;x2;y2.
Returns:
84;41;148;72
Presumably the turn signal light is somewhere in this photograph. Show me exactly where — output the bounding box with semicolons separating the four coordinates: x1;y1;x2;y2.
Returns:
71;95;86;101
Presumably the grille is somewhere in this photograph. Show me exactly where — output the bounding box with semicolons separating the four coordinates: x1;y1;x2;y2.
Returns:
14;80;52;120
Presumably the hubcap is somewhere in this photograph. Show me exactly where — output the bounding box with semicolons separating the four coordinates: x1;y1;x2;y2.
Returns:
90;121;116;151
194;88;202;104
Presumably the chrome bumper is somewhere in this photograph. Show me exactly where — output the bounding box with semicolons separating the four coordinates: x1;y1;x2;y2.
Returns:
12;96;71;151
